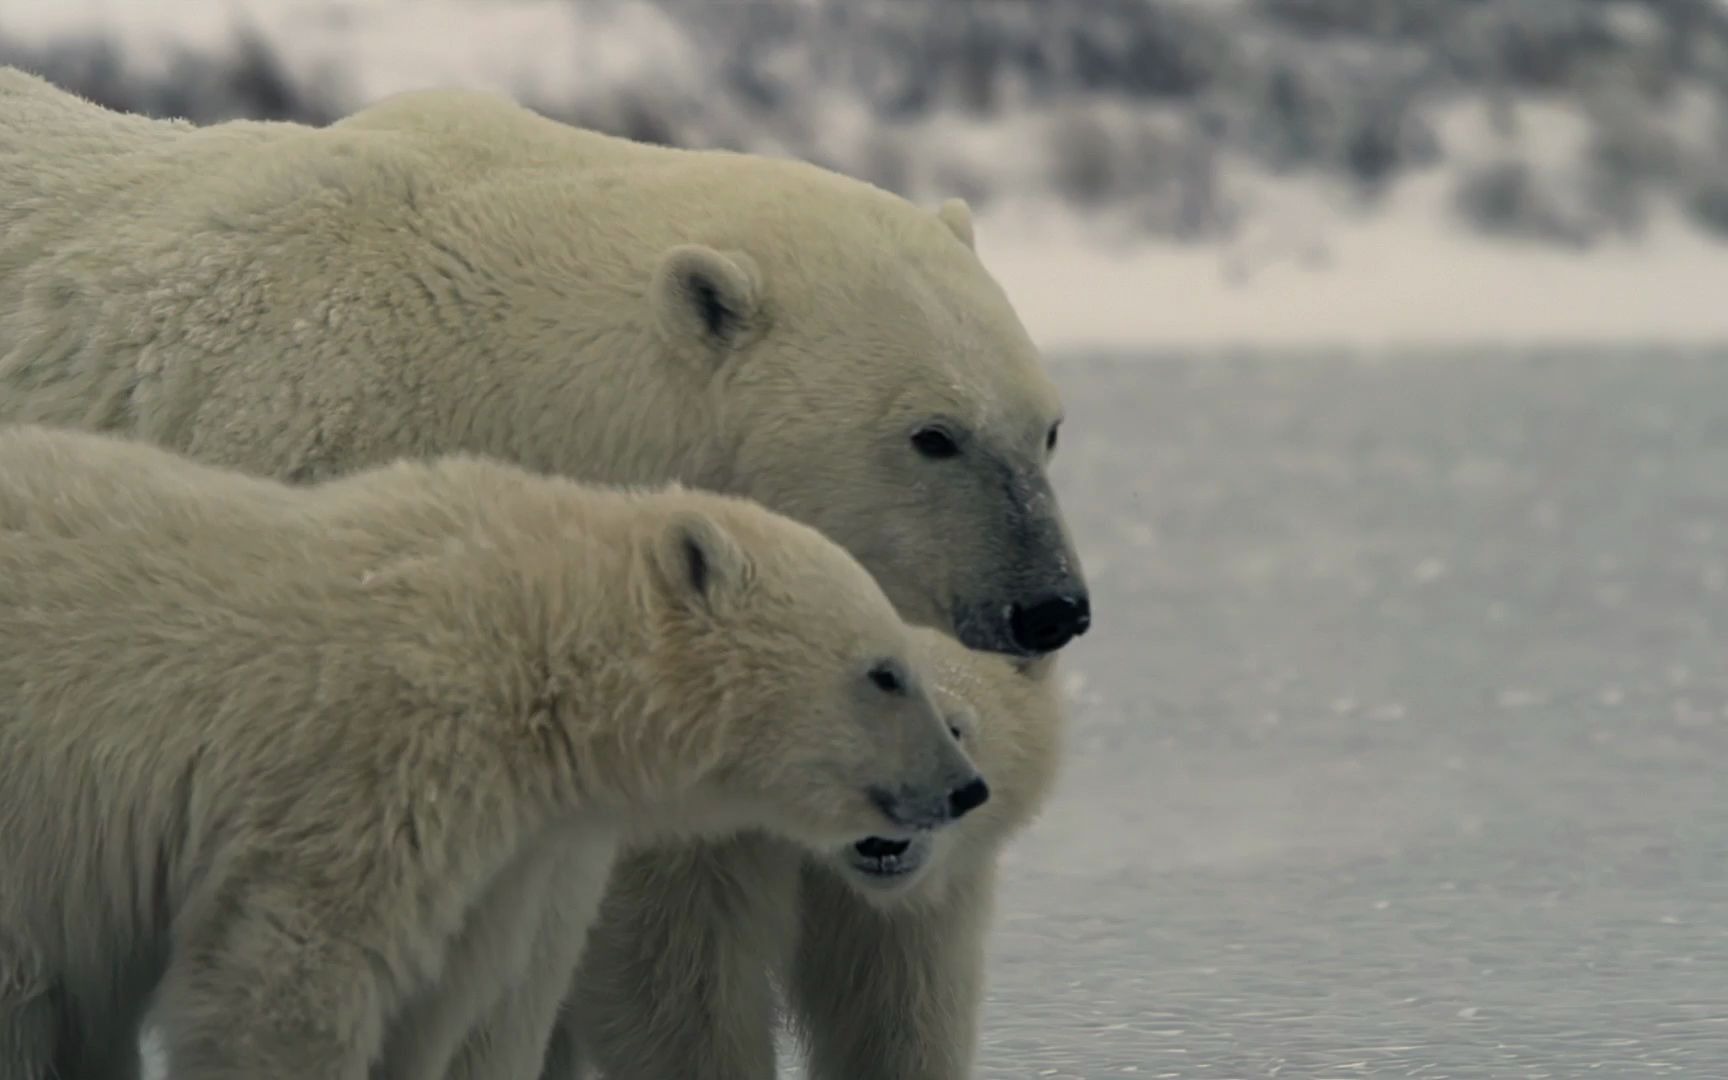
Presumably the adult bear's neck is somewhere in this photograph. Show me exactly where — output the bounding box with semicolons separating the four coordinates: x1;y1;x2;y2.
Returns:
417;179;734;495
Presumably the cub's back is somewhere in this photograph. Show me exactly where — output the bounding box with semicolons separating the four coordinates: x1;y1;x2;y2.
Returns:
0;427;631;633
0;428;332;715
0;424;298;541
0;432;556;817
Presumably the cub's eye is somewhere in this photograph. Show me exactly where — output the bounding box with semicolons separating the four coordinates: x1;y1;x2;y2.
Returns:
911;427;961;460
1046;423;1060;453
868;662;904;694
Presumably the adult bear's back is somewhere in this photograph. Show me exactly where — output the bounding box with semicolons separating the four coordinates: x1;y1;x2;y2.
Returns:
0;67;300;289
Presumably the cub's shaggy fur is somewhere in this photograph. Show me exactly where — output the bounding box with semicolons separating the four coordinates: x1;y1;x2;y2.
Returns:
552;625;1067;1080
0;425;980;1080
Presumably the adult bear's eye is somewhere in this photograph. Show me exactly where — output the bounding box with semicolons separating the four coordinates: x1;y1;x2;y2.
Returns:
1045;422;1060;453
911;427;961;459
868;662;905;694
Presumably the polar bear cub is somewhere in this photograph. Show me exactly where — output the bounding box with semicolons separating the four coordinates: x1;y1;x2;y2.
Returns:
558;625;1067;1080
0;424;985;1080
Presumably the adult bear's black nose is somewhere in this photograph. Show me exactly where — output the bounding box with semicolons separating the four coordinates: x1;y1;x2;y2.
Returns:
947;776;991;820
1009;592;1091;654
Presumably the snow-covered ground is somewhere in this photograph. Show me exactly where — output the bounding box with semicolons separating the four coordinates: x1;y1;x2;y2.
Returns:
982;96;1728;351
981;192;1728;352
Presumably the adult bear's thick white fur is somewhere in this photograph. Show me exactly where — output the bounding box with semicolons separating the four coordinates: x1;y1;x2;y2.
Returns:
0;69;1084;1079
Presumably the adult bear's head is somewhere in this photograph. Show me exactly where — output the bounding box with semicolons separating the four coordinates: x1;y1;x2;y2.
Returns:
635;165;1091;660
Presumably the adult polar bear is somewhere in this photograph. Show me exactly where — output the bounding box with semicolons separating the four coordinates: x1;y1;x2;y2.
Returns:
0;68;1089;1078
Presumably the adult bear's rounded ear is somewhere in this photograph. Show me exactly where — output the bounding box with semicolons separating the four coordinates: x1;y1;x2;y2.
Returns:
645;509;755;612
651;245;764;353
935;197;975;250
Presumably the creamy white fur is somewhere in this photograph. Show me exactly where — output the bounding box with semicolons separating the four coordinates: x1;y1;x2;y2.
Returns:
0;69;1081;1079
0;424;974;1079
563;628;1067;1080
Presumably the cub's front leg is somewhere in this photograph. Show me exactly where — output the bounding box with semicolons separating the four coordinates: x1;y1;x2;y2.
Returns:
379;828;591;1080
552;833;800;1080
440;830;620;1080
788;856;998;1080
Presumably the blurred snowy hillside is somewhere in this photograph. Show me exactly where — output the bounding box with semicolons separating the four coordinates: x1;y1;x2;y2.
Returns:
4;0;1727;349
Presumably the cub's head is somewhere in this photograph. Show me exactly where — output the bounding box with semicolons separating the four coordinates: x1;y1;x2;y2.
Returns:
821;625;1067;906
634;493;991;851
643;175;1091;661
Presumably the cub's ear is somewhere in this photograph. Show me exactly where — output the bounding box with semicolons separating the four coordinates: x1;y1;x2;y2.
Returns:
651;245;763;352
646;510;754;611
935;197;975;250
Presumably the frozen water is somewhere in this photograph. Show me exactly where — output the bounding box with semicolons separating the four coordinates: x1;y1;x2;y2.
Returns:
946;347;1728;1078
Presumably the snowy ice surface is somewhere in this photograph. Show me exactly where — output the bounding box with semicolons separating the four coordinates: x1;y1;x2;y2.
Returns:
957;347;1728;1077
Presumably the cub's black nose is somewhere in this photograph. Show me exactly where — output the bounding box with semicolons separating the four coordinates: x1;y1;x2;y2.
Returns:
947;776;991;820
1009;592;1091;654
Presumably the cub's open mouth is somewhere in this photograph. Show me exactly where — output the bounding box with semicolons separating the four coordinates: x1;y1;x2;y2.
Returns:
845;834;931;882
857;836;910;859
